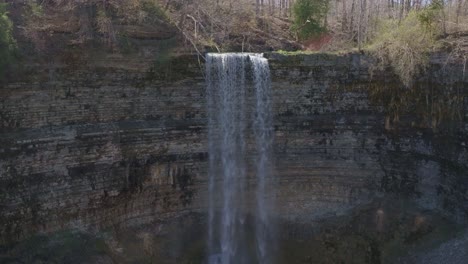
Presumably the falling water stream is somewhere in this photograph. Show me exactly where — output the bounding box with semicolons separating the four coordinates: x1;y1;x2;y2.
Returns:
206;53;274;264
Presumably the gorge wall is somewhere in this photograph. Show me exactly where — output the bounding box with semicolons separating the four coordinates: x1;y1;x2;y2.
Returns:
0;52;467;244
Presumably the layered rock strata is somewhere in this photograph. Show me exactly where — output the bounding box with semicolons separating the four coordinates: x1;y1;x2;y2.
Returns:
0;53;466;244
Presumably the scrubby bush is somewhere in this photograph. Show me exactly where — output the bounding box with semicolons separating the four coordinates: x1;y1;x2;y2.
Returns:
0;3;16;76
367;3;443;87
291;0;329;40
109;0;169;25
96;9;116;48
417;0;444;33
140;0;169;22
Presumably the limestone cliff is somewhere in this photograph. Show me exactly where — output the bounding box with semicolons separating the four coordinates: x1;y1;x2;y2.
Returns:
0;51;467;246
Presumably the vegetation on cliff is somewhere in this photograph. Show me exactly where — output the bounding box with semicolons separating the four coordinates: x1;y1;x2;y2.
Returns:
6;1;466;55
2;0;467;88
367;1;443;87
0;3;16;77
20;0;175;52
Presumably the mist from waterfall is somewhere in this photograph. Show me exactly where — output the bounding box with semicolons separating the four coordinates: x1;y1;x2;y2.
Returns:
206;53;274;264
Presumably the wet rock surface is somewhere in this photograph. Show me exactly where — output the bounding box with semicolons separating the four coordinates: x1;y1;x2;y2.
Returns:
398;229;468;264
0;52;467;262
0;202;464;264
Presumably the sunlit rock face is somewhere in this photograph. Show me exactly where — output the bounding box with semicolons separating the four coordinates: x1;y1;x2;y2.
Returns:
0;52;467;248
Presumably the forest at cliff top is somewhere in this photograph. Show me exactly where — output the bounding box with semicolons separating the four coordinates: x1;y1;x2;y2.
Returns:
0;0;467;85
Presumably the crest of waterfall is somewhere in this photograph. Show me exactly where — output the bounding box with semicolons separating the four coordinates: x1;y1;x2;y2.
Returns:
206;53;274;264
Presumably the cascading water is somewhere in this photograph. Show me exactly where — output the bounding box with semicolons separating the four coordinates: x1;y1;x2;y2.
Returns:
206;53;274;264
250;55;274;264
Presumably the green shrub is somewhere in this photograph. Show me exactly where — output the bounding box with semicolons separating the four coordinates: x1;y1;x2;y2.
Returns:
291;0;329;40
367;6;442;87
27;0;43;17
417;0;444;33
0;3;16;76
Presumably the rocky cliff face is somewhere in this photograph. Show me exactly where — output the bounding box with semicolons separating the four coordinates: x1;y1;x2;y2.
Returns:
0;55;207;244
267;53;467;223
0;52;467;245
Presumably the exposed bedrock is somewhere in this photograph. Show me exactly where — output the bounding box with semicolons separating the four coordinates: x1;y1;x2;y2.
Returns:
0;53;467;244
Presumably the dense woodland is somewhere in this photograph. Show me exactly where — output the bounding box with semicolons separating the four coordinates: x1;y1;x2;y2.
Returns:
0;0;467;86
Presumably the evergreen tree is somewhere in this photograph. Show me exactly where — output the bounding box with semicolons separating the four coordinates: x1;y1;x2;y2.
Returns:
292;0;330;40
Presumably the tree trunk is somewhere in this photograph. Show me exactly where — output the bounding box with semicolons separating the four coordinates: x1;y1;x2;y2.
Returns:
256;0;260;16
290;0;295;17
342;0;348;33
350;0;356;38
283;0;288;16
358;0;364;50
456;0;463;26
405;0;411;14
399;0;405;23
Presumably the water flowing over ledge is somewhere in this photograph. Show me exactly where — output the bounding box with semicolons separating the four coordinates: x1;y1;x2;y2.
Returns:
206;53;275;264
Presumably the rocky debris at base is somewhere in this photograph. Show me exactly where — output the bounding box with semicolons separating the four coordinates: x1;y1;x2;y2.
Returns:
398;229;468;264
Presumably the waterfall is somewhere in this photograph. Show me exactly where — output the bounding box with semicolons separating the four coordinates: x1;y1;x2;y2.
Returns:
206;53;274;264
250;55;274;263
